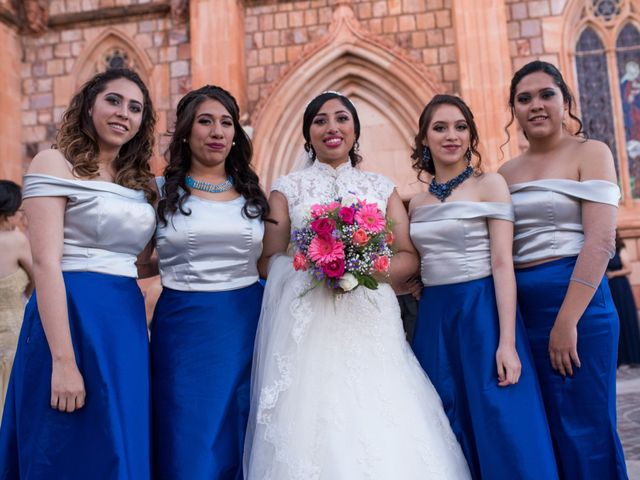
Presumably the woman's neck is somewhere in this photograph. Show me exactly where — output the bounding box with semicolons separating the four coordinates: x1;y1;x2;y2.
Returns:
526;129;568;155
189;162;227;181
316;157;350;169
433;161;468;183
0;217;13;232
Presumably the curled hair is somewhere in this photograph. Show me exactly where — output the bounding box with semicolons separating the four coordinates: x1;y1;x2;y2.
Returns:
56;68;157;202
302;91;362;166
504;61;584;147
157;85;270;225
0;180;22;219
410;94;482;180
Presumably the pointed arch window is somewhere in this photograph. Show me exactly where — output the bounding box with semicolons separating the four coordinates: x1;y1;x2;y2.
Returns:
575;28;618;169
572;0;640;201
616;23;640;197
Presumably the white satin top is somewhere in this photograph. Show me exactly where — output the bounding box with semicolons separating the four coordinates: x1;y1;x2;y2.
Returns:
23;173;155;278
155;178;264;291
509;179;620;264
410;202;514;286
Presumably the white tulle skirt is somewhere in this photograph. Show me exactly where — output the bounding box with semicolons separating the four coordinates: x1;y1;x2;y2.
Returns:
244;255;471;479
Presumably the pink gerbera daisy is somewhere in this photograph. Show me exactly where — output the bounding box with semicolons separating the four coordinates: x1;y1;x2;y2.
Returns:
355;203;386;233
307;237;345;265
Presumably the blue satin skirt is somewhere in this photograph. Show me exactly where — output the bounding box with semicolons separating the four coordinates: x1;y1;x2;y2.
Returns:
412;275;558;480
516;257;628;480
150;282;263;480
0;272;151;479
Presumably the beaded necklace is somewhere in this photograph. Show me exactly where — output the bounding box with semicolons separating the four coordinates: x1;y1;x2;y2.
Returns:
429;165;473;202
185;175;234;193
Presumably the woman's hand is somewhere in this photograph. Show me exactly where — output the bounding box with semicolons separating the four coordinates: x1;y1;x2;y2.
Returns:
548;320;581;376
405;276;423;301
496;344;521;387
51;358;86;413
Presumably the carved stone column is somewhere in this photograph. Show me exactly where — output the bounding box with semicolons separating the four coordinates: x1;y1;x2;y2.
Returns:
190;0;247;111
452;0;517;169
0;23;22;182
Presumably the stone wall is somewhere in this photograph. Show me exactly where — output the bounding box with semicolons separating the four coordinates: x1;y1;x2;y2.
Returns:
505;0;567;70
19;8;190;170
244;0;458;112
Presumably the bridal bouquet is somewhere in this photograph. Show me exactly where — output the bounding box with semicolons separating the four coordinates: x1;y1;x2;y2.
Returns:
290;195;394;292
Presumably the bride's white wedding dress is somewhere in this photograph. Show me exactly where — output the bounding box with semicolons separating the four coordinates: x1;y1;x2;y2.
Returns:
244;161;470;479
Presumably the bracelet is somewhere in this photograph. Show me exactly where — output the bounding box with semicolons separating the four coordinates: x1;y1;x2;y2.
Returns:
569;276;598;289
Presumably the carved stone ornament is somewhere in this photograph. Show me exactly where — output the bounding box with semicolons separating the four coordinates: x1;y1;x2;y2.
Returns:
23;0;48;33
171;0;189;24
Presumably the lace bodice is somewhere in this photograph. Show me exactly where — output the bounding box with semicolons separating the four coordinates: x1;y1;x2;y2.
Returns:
271;161;396;230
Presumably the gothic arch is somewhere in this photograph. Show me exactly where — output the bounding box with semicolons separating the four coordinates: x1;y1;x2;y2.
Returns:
71;27;154;89
560;0;640;206
251;4;443;196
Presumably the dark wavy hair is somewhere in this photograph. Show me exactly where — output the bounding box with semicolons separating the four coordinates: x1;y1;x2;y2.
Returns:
55;68;157;202
0;180;22;219
157;85;269;225
410;94;482;180
505;61;584;142
302;91;362;166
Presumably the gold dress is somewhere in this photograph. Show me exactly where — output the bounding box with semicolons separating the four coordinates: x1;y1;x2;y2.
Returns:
0;268;29;420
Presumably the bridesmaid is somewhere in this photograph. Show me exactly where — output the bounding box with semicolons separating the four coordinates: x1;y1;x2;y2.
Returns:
408;94;558;479
151;85;269;479
607;232;640;366
0;68;157;478
499;60;628;479
0;180;33;419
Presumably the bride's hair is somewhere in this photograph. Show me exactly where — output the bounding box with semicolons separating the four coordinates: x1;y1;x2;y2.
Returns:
302;91;362;166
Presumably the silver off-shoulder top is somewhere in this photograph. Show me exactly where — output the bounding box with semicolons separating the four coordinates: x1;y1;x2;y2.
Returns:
509;179;620;265
23;173;155;278
155;178;264;292
410;202;514;286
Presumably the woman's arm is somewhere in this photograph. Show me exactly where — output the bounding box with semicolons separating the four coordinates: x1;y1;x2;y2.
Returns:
483;173;521;386
136;241;158;279
257;191;291;278
608;247;633;278
386;190;419;287
26;151;86;413
549;140;618;376
137;177;160;279
15;230;34;297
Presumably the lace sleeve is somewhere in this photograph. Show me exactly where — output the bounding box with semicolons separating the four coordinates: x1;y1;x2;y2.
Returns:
370;172;396;202
271;175;297;204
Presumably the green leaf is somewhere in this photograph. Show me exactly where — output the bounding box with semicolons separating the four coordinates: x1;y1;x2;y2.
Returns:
353;272;378;290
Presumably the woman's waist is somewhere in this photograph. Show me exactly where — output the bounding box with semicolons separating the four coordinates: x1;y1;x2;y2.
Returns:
159;264;259;292
420;254;492;286
61;245;139;277
513;229;583;264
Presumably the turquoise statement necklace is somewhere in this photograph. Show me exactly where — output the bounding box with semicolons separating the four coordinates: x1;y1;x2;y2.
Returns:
186;175;234;193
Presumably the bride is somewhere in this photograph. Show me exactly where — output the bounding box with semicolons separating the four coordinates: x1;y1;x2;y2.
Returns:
243;92;471;479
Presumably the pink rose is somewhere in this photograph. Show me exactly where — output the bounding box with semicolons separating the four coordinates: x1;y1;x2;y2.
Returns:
352;228;369;247
385;231;395;246
322;258;345;278
339;207;355;225
310;204;328;219
327;201;341;212
293;253;308;271
373;256;390;273
310;217;336;239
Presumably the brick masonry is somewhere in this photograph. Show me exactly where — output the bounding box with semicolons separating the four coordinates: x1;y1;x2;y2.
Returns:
244;0;458;112
18;11;190;165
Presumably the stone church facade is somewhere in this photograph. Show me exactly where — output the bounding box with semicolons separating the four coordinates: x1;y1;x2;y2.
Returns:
1;0;640;299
